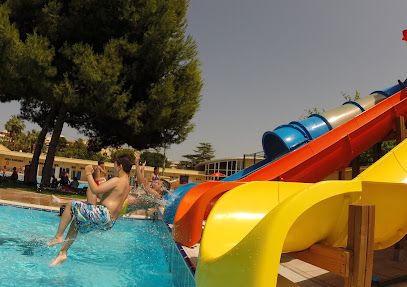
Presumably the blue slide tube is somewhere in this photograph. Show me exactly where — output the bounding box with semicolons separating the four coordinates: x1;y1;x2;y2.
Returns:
164;183;198;223
164;80;406;224
262;115;331;160
372;80;407;98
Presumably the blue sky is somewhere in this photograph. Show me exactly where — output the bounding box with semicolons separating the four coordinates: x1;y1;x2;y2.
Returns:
1;1;407;162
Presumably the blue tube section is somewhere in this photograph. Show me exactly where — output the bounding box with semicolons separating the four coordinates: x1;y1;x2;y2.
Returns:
163;183;198;223
262;80;406;160
309;114;333;131
291;115;331;140
371;80;407;97
262;126;308;159
262;115;331;159
342;101;365;112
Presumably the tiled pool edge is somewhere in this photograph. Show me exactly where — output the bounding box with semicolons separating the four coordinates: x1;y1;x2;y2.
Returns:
155;207;196;287
0;199;60;212
154;221;196;287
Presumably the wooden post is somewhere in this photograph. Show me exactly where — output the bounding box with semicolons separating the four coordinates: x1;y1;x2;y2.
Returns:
395;116;406;144
344;205;375;287
289;205;375;287
372;142;381;162
393;116;406;261
338;169;345;180
351;156;360;179
290;244;351;277
393;238;405;262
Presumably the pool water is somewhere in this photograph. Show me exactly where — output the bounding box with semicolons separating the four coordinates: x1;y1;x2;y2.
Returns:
0;205;192;286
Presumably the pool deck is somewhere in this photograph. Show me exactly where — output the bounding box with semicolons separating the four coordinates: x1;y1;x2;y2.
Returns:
2;188;407;286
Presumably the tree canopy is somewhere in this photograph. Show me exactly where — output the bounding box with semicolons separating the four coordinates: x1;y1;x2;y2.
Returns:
0;0;202;185
0;0;202;149
55;138;107;162
178;142;215;170
4;115;25;140
140;150;171;168
109;148;135;163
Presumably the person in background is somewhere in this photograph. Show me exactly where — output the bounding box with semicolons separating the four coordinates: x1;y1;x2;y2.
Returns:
59;172;69;186
70;177;80;189
149;166;165;194
87;161;107;205
149;166;161;184
51;175;58;188
11;167;18;180
94;161;107;185
2;166;6;177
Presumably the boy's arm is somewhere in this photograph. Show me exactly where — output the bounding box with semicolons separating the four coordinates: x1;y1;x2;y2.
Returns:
134;152;150;188
85;165;117;194
133;153;161;198
141;161;146;175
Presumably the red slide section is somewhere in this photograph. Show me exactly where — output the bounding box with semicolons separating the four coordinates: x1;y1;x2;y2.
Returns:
173;89;407;247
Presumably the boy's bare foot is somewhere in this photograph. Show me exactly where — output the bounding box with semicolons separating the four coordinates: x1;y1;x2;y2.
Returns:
50;252;67;266
47;236;63;246
51;195;63;205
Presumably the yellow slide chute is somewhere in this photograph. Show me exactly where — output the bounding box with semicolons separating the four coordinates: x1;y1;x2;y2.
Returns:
196;139;407;287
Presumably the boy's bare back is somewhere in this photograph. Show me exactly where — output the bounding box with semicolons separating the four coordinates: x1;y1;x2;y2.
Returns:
98;176;130;220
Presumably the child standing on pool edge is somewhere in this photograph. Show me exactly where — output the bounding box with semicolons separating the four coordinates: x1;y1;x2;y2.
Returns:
47;154;133;266
86;160;108;205
95;160;107;185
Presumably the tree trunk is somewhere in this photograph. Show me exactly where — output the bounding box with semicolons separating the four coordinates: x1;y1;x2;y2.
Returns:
28;106;57;184
41;104;67;187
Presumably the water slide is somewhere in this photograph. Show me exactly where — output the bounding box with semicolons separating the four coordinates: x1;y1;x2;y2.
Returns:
172;85;407;247
195;137;407;287
163;82;405;225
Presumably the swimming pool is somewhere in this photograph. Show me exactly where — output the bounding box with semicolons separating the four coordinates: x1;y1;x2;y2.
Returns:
0;204;195;286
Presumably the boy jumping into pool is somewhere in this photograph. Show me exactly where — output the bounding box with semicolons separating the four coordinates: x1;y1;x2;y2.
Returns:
47;154;132;266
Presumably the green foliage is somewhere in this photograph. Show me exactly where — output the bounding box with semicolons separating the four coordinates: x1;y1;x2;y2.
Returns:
299;107;324;120
180;142;215;170
382;140;397;154
176;160;193;170
109;148;135;163
5;115;25;140
359;146;374;166
56;136;68;152
0;0;203;184
1;116;39;153
193;143;215;161
140;151;171;168
0;0;203;150
341;91;360;102
358;140;397;166
299;91;360;120
55;138;108;161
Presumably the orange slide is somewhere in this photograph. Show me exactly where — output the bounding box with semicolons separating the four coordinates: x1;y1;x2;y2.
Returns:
173;88;407;247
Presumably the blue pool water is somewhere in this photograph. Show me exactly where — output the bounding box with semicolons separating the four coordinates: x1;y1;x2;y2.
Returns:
0;205;194;286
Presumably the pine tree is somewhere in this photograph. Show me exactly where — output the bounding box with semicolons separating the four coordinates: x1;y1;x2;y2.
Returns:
0;0;202;186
